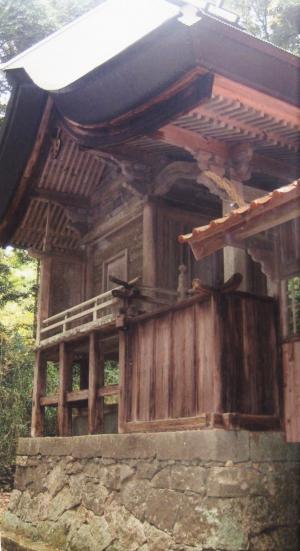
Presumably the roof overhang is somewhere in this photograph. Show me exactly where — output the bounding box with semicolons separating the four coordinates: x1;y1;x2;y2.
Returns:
179;180;300;260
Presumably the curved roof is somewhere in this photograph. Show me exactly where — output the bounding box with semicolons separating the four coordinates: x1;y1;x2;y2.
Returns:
1;0;180;91
0;0;299;245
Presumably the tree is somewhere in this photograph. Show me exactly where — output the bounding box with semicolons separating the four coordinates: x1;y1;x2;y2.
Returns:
226;0;300;54
0;249;37;476
0;0;101;119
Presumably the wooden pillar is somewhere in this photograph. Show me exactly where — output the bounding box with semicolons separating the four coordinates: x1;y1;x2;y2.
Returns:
118;329;127;433
142;201;157;286
88;332;104;434
36;257;52;343
31;350;46;437
57;342;73;436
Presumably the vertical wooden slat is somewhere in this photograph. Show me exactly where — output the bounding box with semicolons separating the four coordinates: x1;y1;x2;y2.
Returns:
195;298;221;414
154;315;171;419
137;321;154;421
57;342;73;436
283;341;300;443
31;350;46;437
88;331;103;434
172;306;195;418
142;202;157;287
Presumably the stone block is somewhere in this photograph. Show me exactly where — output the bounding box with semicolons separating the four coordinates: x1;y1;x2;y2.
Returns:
154;430;250;462
207;466;268;498
250;432;300;462
152;465;206;494
174;495;247;550
144;488;183;532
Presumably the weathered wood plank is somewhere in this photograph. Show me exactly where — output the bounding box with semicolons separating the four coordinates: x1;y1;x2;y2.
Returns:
137;321;154;421
283;340;300;443
153;314;171;419
172;306;196;418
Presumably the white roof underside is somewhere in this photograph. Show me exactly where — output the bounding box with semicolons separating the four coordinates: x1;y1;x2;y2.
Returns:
1;0;180;91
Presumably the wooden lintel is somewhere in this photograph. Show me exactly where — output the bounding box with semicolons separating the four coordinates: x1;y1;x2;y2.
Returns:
31;189;90;209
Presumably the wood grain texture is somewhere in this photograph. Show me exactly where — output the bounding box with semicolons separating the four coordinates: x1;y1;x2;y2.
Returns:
122;292;279;427
283;340;300;443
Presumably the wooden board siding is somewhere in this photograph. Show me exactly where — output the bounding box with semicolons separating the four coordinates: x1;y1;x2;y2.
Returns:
283;339;300;443
93;217;143;294
122;293;279;429
217;294;279;415
49;256;85;316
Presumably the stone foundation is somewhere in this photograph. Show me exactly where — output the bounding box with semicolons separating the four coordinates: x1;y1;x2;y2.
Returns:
2;431;300;550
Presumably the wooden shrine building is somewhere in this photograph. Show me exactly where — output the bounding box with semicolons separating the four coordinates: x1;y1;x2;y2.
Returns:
0;0;299;442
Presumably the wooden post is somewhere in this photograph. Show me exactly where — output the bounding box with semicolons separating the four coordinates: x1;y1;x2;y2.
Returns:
118;329;127;433
36;256;52;344
31;350;46;437
88;331;104;434
57;342;73;436
142;201;157;287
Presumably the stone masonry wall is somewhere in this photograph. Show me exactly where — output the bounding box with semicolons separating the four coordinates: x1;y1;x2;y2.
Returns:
2;431;300;551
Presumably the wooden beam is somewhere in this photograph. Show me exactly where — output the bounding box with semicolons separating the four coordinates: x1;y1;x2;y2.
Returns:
156;124;228;159
31;350;46;437
57;342;73;436
31;189;90;209
88;331;104;434
213;74;300;129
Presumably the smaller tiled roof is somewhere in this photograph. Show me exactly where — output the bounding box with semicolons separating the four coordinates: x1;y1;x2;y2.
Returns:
179;180;300;259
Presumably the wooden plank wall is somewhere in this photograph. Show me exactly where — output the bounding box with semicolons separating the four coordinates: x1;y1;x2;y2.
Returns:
121;293;279;429
217;294;279;415
283;339;300;442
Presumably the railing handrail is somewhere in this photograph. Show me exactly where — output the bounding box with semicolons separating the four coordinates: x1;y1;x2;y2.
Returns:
42;286;122;325
40;298;118;334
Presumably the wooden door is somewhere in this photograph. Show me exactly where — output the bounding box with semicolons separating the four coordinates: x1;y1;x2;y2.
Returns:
155;203;223;291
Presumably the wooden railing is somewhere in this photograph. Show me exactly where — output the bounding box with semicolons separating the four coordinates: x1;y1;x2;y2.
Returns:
38;286;178;347
39;288;121;346
32;290;281;437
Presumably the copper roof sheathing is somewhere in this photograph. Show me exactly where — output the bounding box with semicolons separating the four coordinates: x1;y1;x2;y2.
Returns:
179;180;300;259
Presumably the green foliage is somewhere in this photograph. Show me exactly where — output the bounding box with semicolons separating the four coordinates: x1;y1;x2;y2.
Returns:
226;0;300;54
0;248;37;472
